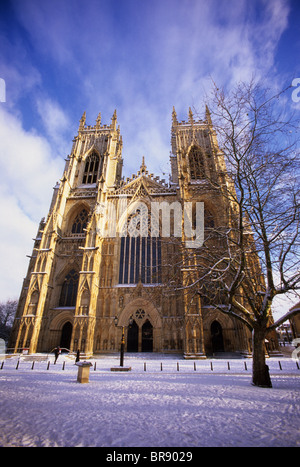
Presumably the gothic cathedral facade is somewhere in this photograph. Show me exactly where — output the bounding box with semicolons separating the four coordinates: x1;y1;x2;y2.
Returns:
10;108;255;358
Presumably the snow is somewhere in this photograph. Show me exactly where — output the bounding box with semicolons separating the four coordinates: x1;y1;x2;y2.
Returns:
0;354;299;447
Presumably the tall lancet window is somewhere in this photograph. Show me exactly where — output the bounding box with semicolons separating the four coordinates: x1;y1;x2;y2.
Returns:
118;204;162;285
82;152;101;184
71;208;89;234
59;269;79;307
188;146;205;180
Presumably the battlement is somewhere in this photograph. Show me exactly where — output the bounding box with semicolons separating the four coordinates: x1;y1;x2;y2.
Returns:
77;110;118;133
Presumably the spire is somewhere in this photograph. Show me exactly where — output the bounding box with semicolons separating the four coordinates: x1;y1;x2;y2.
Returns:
205;105;212;125
172;106;178;126
96;112;101;129
140;156;147;174
111;109;117;129
188;107;194;125
79;111;86;131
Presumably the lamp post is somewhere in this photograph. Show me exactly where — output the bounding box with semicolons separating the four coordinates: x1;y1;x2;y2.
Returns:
114;315;133;367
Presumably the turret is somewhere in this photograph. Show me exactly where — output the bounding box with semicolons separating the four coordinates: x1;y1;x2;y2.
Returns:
205;105;212;126
96;112;101;129
79;111;86;131
111;109;117;130
172;106;178;126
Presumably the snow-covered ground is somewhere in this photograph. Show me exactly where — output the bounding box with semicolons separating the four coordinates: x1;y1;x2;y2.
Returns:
0;353;299;447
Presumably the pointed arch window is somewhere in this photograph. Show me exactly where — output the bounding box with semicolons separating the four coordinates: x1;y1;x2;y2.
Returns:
28;290;39;315
118;206;161;285
82;152;101;184
59;269;79;307
71;208;89;234
188;146;205;180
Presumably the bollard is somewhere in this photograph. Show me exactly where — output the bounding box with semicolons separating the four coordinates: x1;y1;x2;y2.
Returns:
160;362;163;371
177;362;179;371
1;361;4;370
76;361;92;383
278;361;282;371
194;362;196;371
94;362;97;371
144;362;146;372
210;362;213;371
62;361;65;370
244;362;248;371
16;360;19;370
227;362;230;371
31;361;35;370
47;361;50;370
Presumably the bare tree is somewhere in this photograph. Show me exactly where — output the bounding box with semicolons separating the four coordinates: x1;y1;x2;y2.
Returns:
0;299;17;344
188;80;300;387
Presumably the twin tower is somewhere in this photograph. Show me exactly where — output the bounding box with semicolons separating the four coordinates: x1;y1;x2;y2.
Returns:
10;107;254;358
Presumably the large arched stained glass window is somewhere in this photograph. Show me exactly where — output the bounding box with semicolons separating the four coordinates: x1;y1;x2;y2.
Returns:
118;206;161;285
82;152;101;184
119;236;161;285
59;269;79;307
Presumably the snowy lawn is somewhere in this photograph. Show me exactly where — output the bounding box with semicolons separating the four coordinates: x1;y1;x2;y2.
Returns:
0;354;299;447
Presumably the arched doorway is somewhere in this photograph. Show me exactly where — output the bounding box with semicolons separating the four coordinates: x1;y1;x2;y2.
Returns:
127;320;139;352
60;322;73;350
211;320;224;352
142;320;153;352
118;299;162;353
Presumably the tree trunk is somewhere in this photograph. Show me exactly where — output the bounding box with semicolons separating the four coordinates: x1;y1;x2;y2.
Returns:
252;327;272;388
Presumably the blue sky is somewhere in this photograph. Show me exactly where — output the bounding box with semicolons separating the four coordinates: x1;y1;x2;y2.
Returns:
0;0;299;313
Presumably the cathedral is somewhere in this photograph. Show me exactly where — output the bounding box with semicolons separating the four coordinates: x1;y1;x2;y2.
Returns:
10;107;260;358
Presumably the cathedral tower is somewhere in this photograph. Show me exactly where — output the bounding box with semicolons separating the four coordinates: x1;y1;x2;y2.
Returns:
170;106;250;358
11;111;123;355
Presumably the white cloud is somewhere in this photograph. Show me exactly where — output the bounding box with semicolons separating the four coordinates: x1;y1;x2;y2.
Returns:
0;106;64;300
36;96;71;154
0;188;36;300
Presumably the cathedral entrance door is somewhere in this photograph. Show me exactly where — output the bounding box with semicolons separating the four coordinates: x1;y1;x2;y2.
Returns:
211;321;224;353
60;322;73;350
142;320;153;352
127;320;139;352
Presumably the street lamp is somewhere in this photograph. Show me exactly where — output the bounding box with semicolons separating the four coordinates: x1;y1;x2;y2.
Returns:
114;315;133;367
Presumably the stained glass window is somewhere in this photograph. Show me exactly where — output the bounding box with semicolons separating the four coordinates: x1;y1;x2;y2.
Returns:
118;207;161;284
71;209;89;234
82;152;101;184
59;269;79;307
